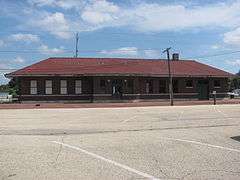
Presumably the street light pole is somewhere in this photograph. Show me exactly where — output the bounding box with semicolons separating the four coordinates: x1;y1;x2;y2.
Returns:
163;47;174;106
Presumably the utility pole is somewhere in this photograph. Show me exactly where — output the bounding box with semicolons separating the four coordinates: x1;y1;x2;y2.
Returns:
163;47;174;106
75;32;79;58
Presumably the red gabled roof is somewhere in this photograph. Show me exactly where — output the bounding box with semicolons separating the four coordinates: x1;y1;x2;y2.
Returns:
6;57;233;78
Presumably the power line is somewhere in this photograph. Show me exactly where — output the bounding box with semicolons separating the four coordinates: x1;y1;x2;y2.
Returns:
1;49;240;59
0;69;19;70
0;30;179;36
184;50;240;59
0;48;186;54
0;30;217;38
0;50;73;54
0;49;159;54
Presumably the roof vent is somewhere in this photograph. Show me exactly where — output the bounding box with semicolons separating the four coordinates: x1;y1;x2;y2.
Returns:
172;53;179;61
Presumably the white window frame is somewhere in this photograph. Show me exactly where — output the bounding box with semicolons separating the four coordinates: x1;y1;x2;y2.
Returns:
45;80;52;95
75;80;82;94
60;80;67;95
30;80;37;95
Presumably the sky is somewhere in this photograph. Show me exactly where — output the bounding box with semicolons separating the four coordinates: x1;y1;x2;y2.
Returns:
0;0;240;84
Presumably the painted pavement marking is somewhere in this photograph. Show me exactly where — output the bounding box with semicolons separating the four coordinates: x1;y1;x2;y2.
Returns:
52;141;160;180
161;137;240;153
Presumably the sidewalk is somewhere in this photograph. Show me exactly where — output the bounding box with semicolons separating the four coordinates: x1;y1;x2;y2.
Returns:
0;99;239;109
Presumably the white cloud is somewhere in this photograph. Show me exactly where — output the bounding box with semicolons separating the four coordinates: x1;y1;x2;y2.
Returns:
226;59;240;66
28;0;84;9
143;49;161;58
13;56;25;64
9;33;40;43
38;44;65;54
81;0;119;25
31;12;71;39
77;1;240;32
28;0;55;7
211;45;220;50
22;0;240;44
99;47;162;58
125;2;240;32
224;27;240;46
100;47;138;56
81;11;114;25
0;57;25;71
56;0;85;9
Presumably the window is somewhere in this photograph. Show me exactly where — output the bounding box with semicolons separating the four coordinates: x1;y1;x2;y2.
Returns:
75;80;82;94
60;80;67;94
30;80;37;95
159;80;166;93
214;80;220;88
146;80;153;94
124;79;133;94
45;80;52;94
100;80;106;88
186;80;193;88
146;83;150;94
127;80;133;88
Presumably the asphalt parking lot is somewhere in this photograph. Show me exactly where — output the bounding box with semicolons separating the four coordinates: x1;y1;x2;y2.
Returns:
1;104;240;180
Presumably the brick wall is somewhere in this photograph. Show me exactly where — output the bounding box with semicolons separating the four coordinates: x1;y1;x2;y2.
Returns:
17;76;229;101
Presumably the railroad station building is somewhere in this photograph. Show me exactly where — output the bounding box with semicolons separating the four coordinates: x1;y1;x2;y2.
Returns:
5;55;233;102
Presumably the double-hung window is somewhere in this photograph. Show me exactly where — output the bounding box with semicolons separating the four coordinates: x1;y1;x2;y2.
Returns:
186;80;193;88
75;80;82;94
45;80;52;94
214;80;221;88
100;80;106;88
60;80;67;94
30;80;37;95
159;80;166;93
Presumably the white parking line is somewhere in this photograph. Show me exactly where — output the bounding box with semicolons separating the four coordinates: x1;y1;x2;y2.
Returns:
52;141;160;180
161;137;240;153
178;111;184;121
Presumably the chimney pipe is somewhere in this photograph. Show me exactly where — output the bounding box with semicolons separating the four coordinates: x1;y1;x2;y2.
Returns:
172;53;179;61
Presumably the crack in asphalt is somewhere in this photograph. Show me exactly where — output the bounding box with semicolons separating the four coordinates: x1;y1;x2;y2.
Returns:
0;124;239;136
54;136;64;167
1;115;239;122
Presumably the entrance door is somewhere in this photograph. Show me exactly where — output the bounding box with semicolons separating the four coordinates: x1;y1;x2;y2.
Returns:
197;80;209;100
112;79;123;99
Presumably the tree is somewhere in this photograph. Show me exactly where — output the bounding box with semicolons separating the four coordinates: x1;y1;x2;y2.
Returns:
8;78;19;97
237;70;240;76
229;71;240;91
0;84;9;92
